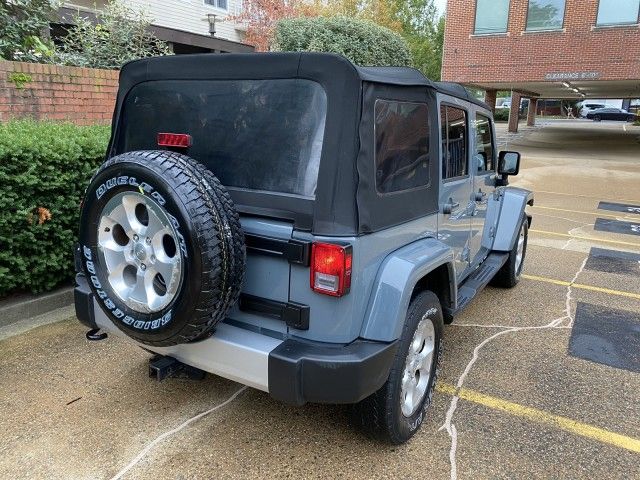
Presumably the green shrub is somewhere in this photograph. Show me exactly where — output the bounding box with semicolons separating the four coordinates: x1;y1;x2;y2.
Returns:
0;121;110;296
272;16;412;67
493;109;510;122
0;0;57;63
56;0;171;69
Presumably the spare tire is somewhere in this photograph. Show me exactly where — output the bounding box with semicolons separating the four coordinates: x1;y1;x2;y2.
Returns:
78;150;245;346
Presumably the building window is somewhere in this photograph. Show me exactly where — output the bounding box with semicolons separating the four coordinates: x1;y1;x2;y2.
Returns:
204;0;228;10
374;100;430;194
597;0;640;26
474;0;511;35
475;114;495;173
441;106;468;179
526;0;566;30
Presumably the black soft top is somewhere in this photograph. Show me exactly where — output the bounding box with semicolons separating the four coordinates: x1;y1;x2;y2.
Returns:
110;53;490;235
355;66;489;109
117;52;485;107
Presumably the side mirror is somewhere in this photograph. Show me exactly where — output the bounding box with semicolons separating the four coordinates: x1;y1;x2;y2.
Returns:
498;151;521;176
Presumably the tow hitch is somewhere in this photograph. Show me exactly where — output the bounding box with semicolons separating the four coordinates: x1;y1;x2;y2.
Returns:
149;355;206;382
86;329;108;341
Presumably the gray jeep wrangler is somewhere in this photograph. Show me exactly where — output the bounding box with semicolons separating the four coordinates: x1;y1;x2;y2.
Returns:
75;52;532;444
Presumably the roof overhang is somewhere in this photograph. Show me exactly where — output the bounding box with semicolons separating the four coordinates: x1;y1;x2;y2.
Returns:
56;6;254;54
466;80;640;99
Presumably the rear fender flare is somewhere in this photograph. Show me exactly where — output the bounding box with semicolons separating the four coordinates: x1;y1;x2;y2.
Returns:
492;187;534;251
360;238;455;343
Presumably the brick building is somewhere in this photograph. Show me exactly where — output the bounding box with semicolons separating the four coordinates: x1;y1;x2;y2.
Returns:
442;0;640;131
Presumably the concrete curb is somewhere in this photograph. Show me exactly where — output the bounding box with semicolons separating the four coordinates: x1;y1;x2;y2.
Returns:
0;287;74;329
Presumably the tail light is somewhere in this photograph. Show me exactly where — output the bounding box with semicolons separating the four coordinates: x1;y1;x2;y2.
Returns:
310;243;352;297
157;133;192;148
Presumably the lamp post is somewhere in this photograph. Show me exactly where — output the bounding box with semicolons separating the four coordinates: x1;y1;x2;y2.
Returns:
206;13;217;37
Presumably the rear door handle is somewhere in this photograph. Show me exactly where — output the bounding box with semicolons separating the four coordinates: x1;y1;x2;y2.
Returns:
475;190;487;202
443;200;460;215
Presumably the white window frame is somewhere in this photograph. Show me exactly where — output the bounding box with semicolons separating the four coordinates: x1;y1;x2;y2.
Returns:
204;0;228;12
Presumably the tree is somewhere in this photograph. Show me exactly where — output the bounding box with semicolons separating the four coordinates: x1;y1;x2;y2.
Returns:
0;0;58;62
232;0;317;52
56;0;170;69
272;16;412;67
407;14;445;80
238;0;444;76
307;0;444;77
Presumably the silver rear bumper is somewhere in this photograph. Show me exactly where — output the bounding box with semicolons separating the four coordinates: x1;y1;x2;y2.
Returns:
93;300;281;392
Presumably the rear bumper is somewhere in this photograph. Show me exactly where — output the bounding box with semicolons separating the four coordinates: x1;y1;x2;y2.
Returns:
74;273;397;405
268;337;398;406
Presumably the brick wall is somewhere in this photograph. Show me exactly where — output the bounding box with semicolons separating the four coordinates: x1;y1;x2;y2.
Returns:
0;61;118;125
442;0;640;84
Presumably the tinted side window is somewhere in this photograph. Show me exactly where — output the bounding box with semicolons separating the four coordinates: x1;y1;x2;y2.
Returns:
475;114;495;173
441;105;468;179
375;100;430;194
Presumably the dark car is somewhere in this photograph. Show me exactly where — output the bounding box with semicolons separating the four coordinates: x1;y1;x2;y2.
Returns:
586;107;636;122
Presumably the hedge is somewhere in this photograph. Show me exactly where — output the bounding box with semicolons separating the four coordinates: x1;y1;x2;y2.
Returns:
493;109;510;122
272;16;412;67
0;121;110;296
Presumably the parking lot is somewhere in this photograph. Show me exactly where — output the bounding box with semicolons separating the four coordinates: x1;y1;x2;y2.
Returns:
1;119;639;479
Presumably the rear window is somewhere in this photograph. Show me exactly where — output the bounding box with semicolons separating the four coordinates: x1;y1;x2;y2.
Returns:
118;79;327;198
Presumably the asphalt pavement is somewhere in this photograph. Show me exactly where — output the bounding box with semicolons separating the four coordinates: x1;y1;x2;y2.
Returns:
1;119;639;479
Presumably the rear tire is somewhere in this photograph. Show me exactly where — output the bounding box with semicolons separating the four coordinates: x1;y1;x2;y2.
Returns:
594;115;601;122
491;215;528;288
351;291;443;444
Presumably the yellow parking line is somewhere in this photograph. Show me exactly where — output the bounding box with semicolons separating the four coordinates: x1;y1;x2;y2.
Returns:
522;274;570;287
437;383;640;454
531;229;640;248
531;205;631;220
522;274;640;300
534;190;640;204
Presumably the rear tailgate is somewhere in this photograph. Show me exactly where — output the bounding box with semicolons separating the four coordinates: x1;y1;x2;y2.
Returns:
226;216;309;337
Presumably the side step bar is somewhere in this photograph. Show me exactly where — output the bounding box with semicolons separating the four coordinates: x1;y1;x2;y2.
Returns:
446;252;509;317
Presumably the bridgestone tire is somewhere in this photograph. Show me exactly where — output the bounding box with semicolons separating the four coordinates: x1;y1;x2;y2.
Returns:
491;215;528;288
351;291;444;444
78;150;245;346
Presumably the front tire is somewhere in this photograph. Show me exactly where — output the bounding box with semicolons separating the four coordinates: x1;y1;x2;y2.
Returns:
491;215;528;288
352;291;444;444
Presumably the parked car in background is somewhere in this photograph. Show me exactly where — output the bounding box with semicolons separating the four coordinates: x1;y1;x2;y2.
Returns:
579;103;606;118
586;107;636;122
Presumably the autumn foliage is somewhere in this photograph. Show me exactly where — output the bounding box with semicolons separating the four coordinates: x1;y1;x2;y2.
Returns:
235;0;444;79
232;0;318;51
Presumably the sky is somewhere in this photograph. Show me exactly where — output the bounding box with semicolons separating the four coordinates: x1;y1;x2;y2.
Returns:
434;0;447;15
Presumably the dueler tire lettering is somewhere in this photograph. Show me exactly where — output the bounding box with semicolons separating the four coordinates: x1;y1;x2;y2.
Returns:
78;150;245;347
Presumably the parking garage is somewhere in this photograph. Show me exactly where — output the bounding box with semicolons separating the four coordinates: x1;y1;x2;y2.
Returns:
442;0;640;131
